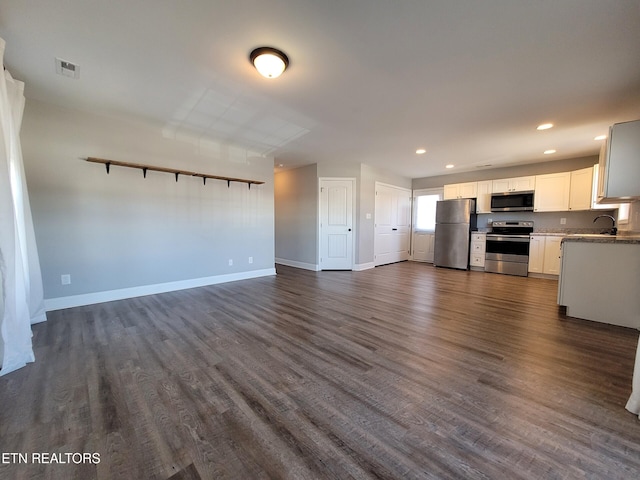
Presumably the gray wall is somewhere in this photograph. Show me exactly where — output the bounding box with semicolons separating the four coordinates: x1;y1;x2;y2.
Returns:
22;100;275;301
274;162;412;268
413;155;598;189
274;164;318;265
412;154;621;232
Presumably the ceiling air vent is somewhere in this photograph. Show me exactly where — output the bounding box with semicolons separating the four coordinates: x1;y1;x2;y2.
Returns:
55;57;80;79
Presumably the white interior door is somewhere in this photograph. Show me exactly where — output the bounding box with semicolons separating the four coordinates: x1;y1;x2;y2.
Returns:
319;179;354;270
374;183;411;266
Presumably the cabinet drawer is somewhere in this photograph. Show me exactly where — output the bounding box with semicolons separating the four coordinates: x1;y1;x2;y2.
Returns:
470;253;485;267
472;242;486;253
471;233;486;242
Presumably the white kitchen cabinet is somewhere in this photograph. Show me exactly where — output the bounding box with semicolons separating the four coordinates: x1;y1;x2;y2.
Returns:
534;172;571;212
591;164;618;210
542;236;562;275
476;180;492;213
597;119;640;203
568;167;593;211
558;240;640;328
470;232;486;268
492;176;535;193
443;182;477;200
529;234;563;275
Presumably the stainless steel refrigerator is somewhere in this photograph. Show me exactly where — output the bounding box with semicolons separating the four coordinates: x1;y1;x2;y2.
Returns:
433;198;477;270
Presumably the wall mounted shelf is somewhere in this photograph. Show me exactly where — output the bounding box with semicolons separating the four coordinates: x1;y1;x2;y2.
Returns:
85;157;265;188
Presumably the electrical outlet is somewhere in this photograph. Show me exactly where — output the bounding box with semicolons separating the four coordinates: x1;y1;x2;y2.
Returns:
560;218;567;225
61;274;71;285
228;259;233;266
248;257;253;264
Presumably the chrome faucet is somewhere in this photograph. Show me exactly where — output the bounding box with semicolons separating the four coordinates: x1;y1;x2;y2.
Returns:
593;214;617;235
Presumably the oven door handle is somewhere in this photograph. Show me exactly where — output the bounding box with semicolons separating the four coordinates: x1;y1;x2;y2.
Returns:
486;235;531;242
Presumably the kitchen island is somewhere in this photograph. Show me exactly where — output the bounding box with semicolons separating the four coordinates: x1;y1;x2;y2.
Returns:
558;235;640;329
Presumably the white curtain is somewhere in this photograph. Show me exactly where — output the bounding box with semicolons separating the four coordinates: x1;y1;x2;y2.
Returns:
626;335;640;418
0;37;47;377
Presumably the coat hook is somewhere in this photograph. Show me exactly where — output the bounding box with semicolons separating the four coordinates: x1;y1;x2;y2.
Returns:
142;167;147;178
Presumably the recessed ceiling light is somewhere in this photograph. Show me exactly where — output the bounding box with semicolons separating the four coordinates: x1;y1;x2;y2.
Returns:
415;148;426;155
278;163;284;167
537;123;553;130
445;164;454;169
594;135;607;141
544;149;556;155
250;47;289;78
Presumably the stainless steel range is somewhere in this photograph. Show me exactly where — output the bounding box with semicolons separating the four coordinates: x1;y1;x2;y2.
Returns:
485;221;533;277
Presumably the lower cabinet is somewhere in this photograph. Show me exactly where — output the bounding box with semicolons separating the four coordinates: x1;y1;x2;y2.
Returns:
470;232;486;268
529;234;563;275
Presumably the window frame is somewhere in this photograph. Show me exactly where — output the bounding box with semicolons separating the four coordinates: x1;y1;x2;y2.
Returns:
412;188;443;233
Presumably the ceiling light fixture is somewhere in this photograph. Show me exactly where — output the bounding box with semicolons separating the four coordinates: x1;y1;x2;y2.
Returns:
445;164;454;169
416;148;426;154
250;47;289;79
544;149;556;155
594;135;607;141
537;123;553;130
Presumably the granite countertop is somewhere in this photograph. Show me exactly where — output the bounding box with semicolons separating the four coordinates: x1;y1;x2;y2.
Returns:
561;234;640;244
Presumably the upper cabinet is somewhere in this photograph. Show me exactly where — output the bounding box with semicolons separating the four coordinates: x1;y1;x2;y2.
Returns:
597;119;640;203
443;182;477;200
591;164;618;210
568;167;593;211
534;172;570;212
492;176;535;193
476;180;492;213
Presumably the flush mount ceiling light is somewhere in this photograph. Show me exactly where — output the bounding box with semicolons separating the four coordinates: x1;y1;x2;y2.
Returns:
544;149;556;155
415;148;426;155
445;164;454;169
250;47;289;78
537;123;554;130
594;134;607;141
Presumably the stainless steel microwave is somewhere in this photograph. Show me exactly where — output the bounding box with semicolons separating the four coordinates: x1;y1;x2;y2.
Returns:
490;191;535;212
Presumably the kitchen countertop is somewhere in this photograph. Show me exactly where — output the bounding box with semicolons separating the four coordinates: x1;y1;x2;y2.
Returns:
562;234;640;244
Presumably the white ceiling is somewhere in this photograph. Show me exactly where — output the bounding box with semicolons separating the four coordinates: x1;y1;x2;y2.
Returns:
2;0;640;178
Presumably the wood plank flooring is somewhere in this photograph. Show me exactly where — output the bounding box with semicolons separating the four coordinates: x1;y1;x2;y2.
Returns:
1;262;640;479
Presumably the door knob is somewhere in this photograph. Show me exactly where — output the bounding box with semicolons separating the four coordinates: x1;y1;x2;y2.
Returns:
348;228;352;231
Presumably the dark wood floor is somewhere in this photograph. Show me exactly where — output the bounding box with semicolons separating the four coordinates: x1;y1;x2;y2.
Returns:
2;262;640;479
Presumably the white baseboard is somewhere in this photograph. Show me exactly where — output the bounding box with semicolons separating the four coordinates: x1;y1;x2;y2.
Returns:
44;268;276;311
354;262;375;271
275;258;320;271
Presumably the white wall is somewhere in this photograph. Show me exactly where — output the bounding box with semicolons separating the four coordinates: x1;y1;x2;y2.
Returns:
21;100;275;309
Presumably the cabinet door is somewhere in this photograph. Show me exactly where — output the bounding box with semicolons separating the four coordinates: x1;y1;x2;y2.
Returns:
543;236;563;275
492;178;511;193
510;176;535;192
476;181;492;213
599;120;640;201
528;236;545;273
534;172;571;212
569;167;593;211
443;184;459;200
458;182;478;199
